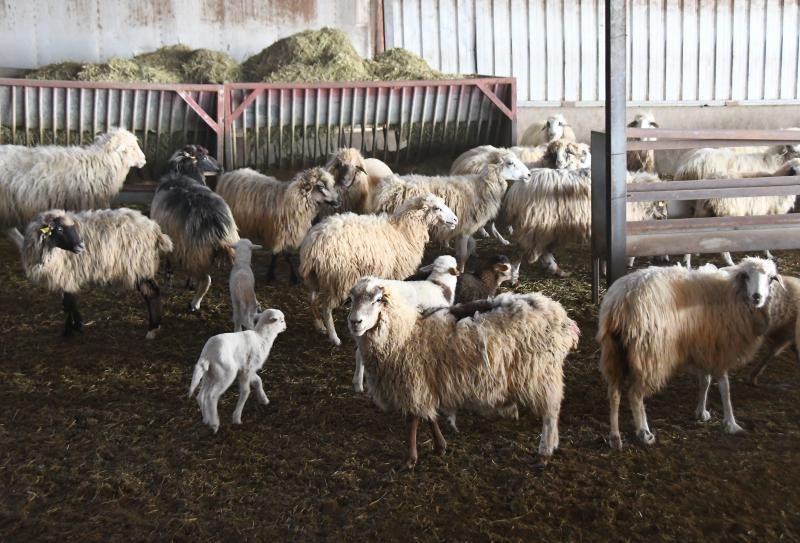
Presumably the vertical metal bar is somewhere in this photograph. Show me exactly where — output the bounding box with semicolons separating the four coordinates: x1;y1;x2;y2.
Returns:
143;90;151;151
383;89;392;162
314;89;321;162
302;88;308;167
361;87;368;155
453;85;465;150
181;91;190;147
606;0;628;287
92;90;98;139
11;86;17;142
78;88;85;143
105;89;112;133
591;131;608;304
230;91;238;169
396;87;406;164
429;85;440;155
54;87;59;143
216;88;224;167
38;87;44;144
266;89;272;168
132;89;139;145
23;86;29;145
278;89;284;169
326;88;333;157
417;86;428;158
242;91;249;166
441;85;452;153
406;86;418;162
372;87;380;157
485;83;497;145
254;91;261;171
155;91;163;160
349;87;357;149
66;88;71;145
290;88;297;169
337;88;345;152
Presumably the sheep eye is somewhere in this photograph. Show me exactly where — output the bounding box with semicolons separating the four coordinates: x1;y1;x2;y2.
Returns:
770;276;779;283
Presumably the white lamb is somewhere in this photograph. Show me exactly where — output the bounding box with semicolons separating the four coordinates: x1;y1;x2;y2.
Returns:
188;309;287;433
229;239;263;332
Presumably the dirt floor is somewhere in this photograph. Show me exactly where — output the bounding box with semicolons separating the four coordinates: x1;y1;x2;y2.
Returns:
1;223;800;541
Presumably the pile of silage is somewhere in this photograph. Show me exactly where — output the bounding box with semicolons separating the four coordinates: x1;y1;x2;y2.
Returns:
25;45;239;84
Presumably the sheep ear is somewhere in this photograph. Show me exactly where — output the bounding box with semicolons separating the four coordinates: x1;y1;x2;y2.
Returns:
627;120;637;128
449;267;460;276
356;165;366;174
251;244;263;250
775;274;786;289
651;121;660;128
495;263;511;273
419;263;434;273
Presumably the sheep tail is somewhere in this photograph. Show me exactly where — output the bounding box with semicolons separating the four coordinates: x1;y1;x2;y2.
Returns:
157;233;174;254
599;330;627;393
189;358;209;397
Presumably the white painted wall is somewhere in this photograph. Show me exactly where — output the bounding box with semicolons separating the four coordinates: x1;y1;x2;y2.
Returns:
0;0;373;69
385;0;800;104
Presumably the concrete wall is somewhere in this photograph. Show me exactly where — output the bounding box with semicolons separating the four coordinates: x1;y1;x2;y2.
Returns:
518;104;800;174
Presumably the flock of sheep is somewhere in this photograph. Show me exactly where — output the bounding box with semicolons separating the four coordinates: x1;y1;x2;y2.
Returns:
1;111;798;468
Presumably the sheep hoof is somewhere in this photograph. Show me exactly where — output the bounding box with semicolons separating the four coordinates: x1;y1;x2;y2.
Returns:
145;327;161;340
724;421;746;435
329;336;342;347
534;455;550;470
552;269;572;278
608;433;623;450
232;417;242;425
637;429;656;445
352;381;364;393
211;424;219;434
399;456;417;471
696;409;712;422
313;319;326;334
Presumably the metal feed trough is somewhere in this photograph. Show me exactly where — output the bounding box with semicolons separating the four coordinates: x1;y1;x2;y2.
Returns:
0;76;516;196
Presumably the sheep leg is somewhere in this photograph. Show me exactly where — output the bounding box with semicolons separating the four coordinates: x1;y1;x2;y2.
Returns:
764;250;775;261
489;222;510;246
718;373;745;435
232;373;252;425
510;259;522;286
352;348;365;393
477;226;490;239
323;302;341;346
428;419;447;456
540;252;570;278
455;235;470;272
138;278;163;340
252;376;269;405
5;227;23;249
628;387;655;445
537;414;559;467
402;414;420;470
284;253;299;284
721;252;735;267
682;253;692;269
266;253;279;283
608;383;623;450
61;292;82;336
695;374;712;422
189;274;211;313
749;341;790;385
309;291;326;333
627;257;636;269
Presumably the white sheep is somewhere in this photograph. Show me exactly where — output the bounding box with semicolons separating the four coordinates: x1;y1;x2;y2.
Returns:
352;254;459;393
0;129;146;248
748;274;800;384
21;208;173;339
367;159;530;270
299;194;458;346
348;278;580;468
598;258;780;449
188;309;287;433
627;112;659;173
229;238;263;332
500;169;666;278
519;114;577;147
216;167;340;282
322;148;370;215
151;146;238;311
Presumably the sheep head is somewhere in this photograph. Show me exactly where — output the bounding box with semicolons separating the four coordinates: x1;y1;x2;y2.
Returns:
299;168;341;208
628;113;659;143
542;114;569;142
419;255;459;277
32;210;84;254
733;257;781;309
487;152;531;182
254;309;287;335
167;145;223;183
546;140;591;169
327;148;367;188
98;128;146;169
399;194;458;230
348;277;388;337
489;255;514;285
777;158;800;176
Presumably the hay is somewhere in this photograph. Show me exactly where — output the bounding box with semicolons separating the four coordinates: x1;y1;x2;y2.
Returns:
369;48;457;81
182;49;240;83
25;62;83;81
76;58;181;84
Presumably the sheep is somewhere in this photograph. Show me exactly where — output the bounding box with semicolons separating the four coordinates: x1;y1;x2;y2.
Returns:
21;208;173;339
748;274;800;384
675;140;800;182
216;167;340;283
627;112;659;173
597;257;781;449
454;255;514;303
229;239;263;332
500;169;666;278
188;309;287;433
348;278;580;468
318;148;369;218
150;145;238;311
691;159;800;267
352;255;460;392
519;114;577;147
367;159;530;271
299;194;459;346
0;128;146;249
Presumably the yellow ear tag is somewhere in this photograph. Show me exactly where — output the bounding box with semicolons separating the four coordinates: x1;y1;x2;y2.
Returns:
39;225;52;237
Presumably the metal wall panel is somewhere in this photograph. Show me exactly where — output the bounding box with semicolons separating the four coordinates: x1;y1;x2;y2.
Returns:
384;0;800;104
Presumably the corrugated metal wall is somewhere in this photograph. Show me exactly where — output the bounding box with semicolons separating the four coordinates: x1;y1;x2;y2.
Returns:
384;0;800;105
0;0;373;69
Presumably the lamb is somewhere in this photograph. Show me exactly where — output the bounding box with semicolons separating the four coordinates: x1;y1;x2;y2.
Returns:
299;194;458;346
367;159;530;271
627;112;659;173
352;255;460;392
597;257;781;449
21;208;173;339
348;278;580;468
150;145;238;311
230;239;263;332
500;169;666;278
519;114;577;147
188;309;287;433
216;167;340;282
0;129;146;248
454;255;515;303
748;274;800;384
692;159;800;266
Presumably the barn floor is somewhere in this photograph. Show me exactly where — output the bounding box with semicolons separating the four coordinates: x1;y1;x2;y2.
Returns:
1;233;799;541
